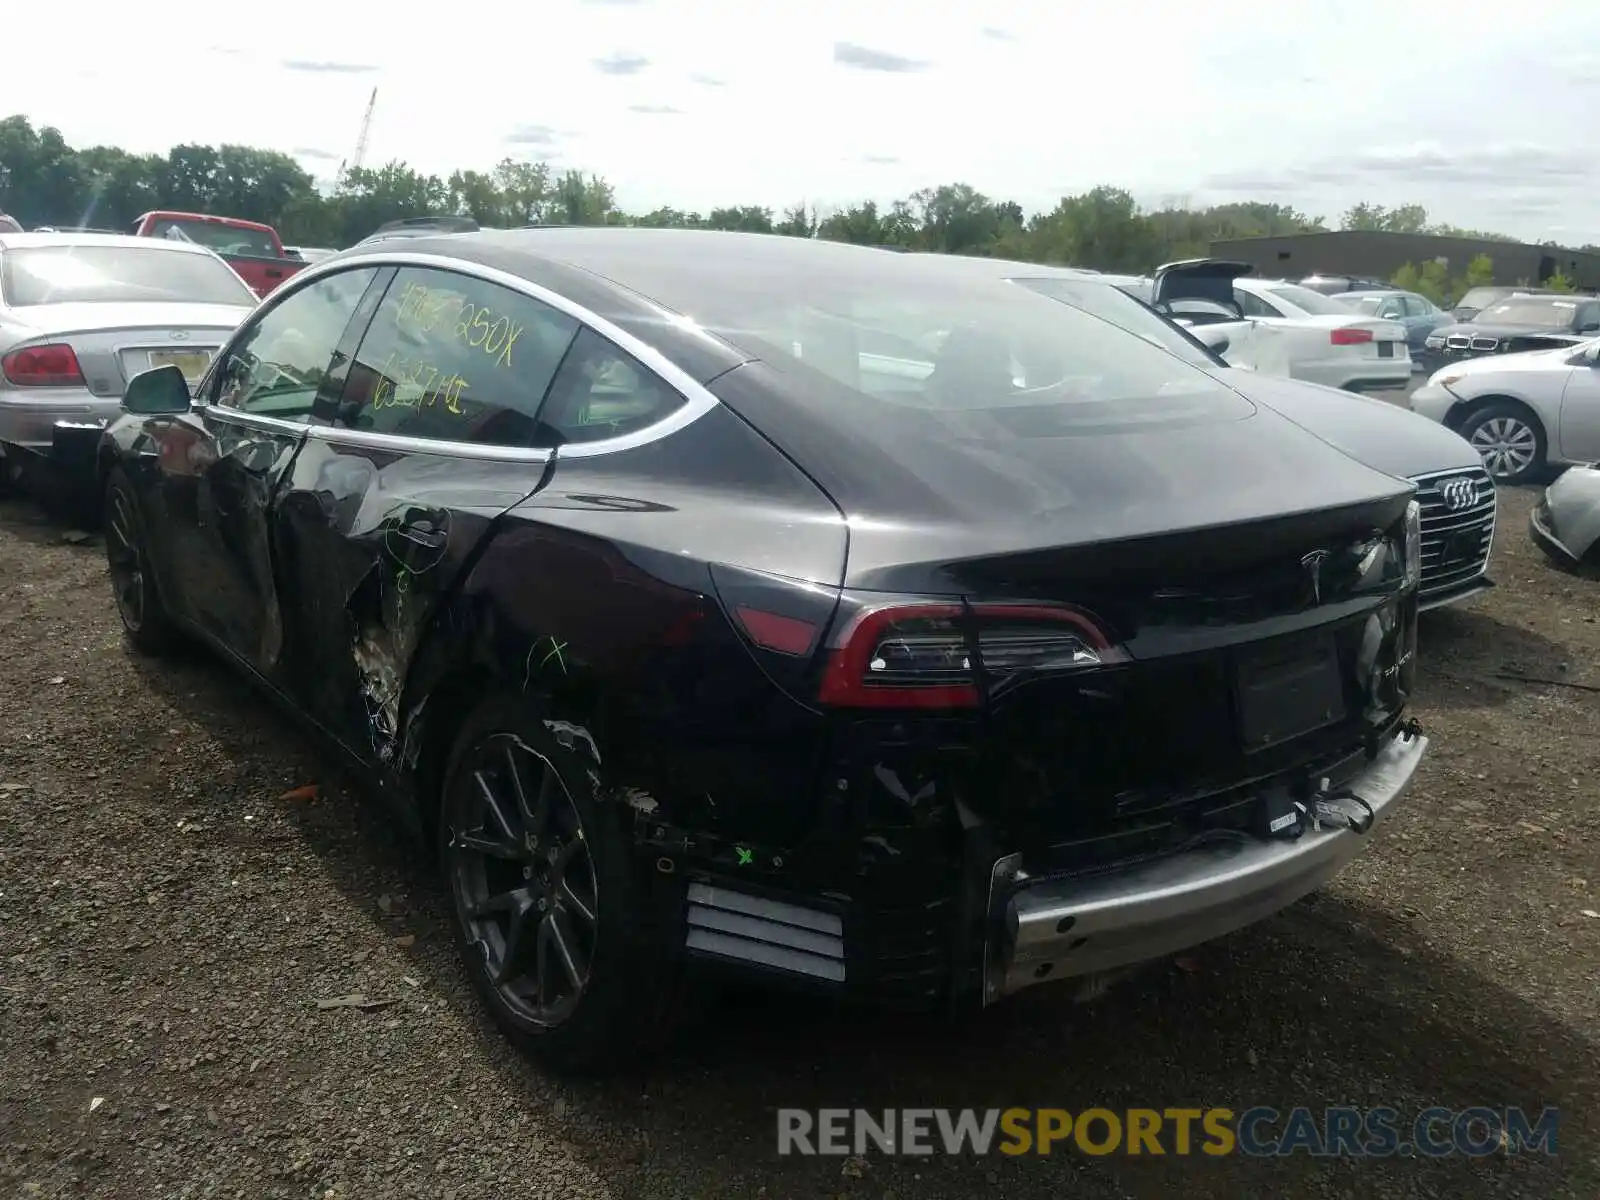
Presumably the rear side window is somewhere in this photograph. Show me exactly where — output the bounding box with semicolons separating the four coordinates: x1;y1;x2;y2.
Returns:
534;327;688;447
1;246;258;307
213;267;381;422
336;267;580;446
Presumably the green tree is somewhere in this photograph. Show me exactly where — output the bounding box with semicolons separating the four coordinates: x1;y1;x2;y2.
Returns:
0;111;1583;279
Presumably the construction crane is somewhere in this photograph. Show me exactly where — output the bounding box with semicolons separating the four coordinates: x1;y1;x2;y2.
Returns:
336;88;377;186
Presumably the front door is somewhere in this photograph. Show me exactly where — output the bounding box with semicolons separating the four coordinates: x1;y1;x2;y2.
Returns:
151;265;386;681
1558;351;1600;462
270;264;584;766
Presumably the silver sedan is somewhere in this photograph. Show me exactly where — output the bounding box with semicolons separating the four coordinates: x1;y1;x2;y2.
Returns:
1407;338;1600;484
0;232;258;490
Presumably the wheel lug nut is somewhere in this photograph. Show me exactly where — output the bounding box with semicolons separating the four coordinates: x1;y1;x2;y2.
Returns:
522;866;533;880
537;897;548;912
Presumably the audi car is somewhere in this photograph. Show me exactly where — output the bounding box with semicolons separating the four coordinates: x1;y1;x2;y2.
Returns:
95;228;1428;1073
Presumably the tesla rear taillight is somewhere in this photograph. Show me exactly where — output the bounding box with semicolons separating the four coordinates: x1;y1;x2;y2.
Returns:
818;603;1124;709
2;343;85;387
1330;328;1374;346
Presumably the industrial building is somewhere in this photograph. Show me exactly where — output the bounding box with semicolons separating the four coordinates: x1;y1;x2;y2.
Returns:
1208;230;1600;290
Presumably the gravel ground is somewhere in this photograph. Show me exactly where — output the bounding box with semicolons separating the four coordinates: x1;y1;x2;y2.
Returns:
2;480;1598;1199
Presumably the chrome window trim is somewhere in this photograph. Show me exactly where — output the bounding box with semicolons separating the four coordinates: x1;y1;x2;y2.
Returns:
200;405;313;435
276;250;724;460
301;421;553;464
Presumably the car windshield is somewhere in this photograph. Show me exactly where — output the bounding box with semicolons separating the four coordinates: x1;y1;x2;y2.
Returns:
1012;276;1218;368
0;246;258;307
702;268;1237;428
1260;283;1359;316
1454;288;1508;315
1476;298;1576;330
147;218;277;258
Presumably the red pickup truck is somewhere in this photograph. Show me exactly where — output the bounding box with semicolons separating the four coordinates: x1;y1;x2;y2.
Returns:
130;211;310;298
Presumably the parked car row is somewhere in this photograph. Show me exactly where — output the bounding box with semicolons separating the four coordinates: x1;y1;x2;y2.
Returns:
1098;261;1415;394
5;226;1589;1079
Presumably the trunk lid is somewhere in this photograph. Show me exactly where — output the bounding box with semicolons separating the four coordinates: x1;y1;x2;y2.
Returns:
7;301;251;397
837;396;1414;594
1150;258;1255;310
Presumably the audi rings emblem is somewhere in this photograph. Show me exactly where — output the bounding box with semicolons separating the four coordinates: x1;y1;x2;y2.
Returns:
1440;477;1477;512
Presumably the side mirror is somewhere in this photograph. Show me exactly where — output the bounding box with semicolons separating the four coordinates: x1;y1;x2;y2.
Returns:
122;364;193;414
1211;337;1230;355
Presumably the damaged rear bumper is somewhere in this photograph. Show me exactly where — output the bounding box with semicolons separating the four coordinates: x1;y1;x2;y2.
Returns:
983;728;1428;1003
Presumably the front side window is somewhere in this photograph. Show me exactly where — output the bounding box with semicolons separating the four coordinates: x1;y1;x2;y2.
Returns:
335;267;579;447
212;267;381;422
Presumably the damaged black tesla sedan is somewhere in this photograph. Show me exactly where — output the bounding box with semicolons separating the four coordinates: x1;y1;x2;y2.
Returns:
95;228;1429;1072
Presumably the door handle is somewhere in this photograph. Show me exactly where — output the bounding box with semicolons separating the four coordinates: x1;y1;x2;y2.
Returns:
393;521;447;551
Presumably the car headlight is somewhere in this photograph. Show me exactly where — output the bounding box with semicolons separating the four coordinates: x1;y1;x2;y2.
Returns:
1424;334;1444;349
1403;499;1422;590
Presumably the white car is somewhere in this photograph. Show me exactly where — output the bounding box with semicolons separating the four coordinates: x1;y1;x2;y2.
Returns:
0;231;259;494
1408;339;1600;484
1113;261;1413;393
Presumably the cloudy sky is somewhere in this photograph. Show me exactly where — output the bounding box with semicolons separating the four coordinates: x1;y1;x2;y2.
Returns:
4;0;1599;242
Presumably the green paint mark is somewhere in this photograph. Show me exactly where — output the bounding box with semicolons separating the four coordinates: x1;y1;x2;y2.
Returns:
735;846;753;866
539;638;569;676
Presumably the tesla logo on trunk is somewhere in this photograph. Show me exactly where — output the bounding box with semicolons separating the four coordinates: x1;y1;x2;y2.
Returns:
1301;549;1331;606
1441;477;1477;512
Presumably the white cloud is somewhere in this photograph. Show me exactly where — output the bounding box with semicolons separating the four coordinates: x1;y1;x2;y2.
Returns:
2;0;1597;242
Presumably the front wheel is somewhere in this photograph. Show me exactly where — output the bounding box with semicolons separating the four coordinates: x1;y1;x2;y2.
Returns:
1459;402;1546;485
438;695;681;1074
104;468;179;655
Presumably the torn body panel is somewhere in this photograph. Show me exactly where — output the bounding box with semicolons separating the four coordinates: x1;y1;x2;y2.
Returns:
268;432;552;769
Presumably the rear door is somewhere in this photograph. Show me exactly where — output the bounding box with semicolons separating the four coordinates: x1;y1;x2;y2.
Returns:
269;263;584;764
150;265;386;683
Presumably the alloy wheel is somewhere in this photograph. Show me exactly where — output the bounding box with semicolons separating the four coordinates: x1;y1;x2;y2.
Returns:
1467;416;1538;480
447;733;599;1027
105;488;145;631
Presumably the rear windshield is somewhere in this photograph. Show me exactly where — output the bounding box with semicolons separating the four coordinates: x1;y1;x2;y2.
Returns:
719;269;1238;428
1012;277;1219;368
1341;295;1388;314
1454;288;1510;314
1260;284;1357;316
146;218;278;258
1476;298;1577;330
1;246;258;307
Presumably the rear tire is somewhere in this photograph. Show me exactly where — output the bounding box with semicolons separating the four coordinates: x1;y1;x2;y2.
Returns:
104;468;179;655
438;693;682;1075
1457;401;1546;485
